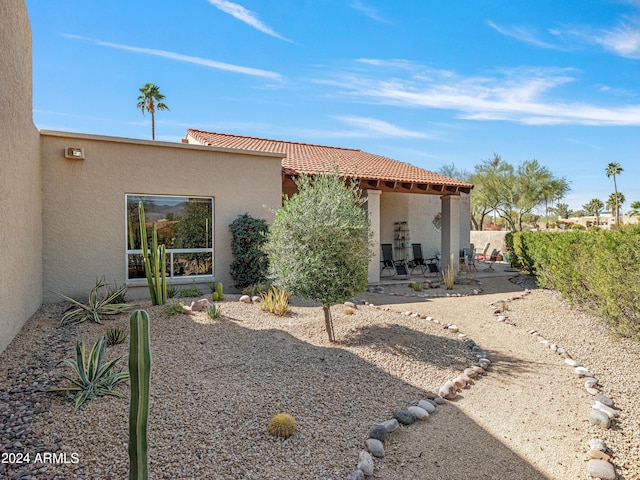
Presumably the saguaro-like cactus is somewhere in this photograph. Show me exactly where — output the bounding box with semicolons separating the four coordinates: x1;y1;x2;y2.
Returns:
138;202;167;305
129;309;151;480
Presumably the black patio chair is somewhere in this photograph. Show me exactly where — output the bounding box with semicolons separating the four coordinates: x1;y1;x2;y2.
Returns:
380;244;409;278
409;243;438;276
483;248;500;271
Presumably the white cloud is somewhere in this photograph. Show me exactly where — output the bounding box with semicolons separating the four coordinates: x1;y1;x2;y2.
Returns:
321;61;640;126
334;115;429;138
349;1;390;24
208;0;292;42
62;34;282;80
593;20;640;58
487;21;563;50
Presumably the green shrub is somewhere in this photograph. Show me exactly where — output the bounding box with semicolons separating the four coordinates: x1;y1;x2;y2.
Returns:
166;284;179;299
59;279;135;325
229;214;269;289
507;228;640;339
179;281;202;298
53;337;129;409
407;281;423;291
165;302;185;317
104;280;128;304
260;286;290;316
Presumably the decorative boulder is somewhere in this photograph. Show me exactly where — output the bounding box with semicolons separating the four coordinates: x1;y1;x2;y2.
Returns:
357;451;374;476
251;296;261;303
365;438;385;458
239;295;251;303
586;459;616;480
589;410;611;428
345;470;365;480
439;382;457;400
417;400;436;413
393;409;416;425
191;298;211;311
368;425;388;443
381;419;399;433
407;406;429;420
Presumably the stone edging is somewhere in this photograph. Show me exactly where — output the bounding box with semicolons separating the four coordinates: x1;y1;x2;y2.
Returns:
341;302;492;479
487;289;619;480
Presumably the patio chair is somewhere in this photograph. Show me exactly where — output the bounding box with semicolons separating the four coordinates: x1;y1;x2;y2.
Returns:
408;243;437;276
462;247;477;271
482;248;500;270
475;242;491;261
380;244;410;278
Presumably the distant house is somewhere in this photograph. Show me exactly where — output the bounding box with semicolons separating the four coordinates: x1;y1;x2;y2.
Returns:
185;129;474;283
0;0;472;354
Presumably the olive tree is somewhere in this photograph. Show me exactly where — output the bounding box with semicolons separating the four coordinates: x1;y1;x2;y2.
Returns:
266;172;373;342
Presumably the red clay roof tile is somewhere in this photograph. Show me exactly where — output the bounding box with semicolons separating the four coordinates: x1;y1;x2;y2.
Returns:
186;129;473;190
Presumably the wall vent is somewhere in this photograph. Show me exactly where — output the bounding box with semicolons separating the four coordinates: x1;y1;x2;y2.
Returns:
64;147;85;160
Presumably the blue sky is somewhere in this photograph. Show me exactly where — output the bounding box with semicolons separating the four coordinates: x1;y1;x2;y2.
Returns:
26;0;640;213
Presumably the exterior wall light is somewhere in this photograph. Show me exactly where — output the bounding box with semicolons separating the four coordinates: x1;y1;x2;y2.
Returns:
64;147;85;160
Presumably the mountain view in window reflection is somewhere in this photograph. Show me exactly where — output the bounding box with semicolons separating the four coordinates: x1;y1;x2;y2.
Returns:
126;195;213;279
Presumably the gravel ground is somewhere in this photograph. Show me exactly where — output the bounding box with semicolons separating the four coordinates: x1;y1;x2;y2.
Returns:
0;270;638;479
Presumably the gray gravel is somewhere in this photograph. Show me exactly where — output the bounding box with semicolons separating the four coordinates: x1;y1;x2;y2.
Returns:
1;271;638;480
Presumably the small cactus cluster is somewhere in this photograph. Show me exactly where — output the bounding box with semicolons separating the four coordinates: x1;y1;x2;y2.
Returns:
106;326;127;345
267;413;297;439
211;282;225;301
343;307;355;315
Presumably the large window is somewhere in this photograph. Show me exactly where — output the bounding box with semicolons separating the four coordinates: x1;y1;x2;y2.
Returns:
126;194;214;282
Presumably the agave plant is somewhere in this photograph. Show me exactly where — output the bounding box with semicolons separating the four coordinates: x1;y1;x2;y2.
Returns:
106;327;127;346
54;337;129;409
59;279;135;325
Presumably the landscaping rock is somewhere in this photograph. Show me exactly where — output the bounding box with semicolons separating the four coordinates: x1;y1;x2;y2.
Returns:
417;400;436;413
368;425;388;443
587;449;611;461
439;382;457;399
345;469;365;480
251;296;261;303
586;387;600;395
584;377;599;388
434;397;446;405
595;393;614;407
452;377;466;389
381;419;399;433
588;439;607;452
564;358;581;367
344;301;357;309
239;295;251;303
463;368;478;379
357;451;374;476
365;438;385;458
593;402;618;418
191;298;211;311
574;366;592;377
393;409;416;425
589;409;611;428
586;459;616;480
407;406;429;420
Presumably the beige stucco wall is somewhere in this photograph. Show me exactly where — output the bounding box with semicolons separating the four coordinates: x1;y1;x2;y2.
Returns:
40;131;283;302
379;192;443;261
0;0;42;354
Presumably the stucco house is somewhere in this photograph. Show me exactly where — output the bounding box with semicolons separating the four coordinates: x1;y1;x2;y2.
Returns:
0;0;472;354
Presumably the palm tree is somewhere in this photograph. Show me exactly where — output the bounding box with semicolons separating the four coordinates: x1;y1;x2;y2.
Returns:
137;83;169;140
607;192;625;223
582;198;604;227
605;162;623;228
628;200;640;217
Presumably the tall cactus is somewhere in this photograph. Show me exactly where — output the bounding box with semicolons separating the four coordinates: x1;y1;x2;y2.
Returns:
138;202;167;305
129;310;151;480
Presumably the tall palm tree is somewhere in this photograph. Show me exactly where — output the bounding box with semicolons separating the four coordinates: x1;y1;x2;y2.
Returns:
583;198;604;227
607;192;625;223
137;83;169;140
605;162;623;228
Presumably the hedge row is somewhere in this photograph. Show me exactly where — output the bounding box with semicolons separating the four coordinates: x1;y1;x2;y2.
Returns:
505;228;640;340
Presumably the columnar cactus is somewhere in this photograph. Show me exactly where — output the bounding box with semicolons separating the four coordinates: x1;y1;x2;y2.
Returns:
139;202;167;305
129;310;151;480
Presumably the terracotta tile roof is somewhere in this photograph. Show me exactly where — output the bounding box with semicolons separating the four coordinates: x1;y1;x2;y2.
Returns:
186;129;473;192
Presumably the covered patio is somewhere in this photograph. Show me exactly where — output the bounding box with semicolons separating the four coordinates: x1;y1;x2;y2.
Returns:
185;129;474;283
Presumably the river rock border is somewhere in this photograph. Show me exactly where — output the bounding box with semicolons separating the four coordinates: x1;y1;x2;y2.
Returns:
342;302;492;479
486;288;619;480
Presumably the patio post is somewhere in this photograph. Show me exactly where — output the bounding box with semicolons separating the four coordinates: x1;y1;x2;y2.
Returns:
364;189;381;284
441;194;461;272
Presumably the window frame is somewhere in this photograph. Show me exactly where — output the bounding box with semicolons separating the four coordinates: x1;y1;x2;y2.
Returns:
125;193;214;284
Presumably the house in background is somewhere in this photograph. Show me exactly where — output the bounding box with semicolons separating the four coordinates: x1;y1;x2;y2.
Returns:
185;129;473;283
0;0;472;354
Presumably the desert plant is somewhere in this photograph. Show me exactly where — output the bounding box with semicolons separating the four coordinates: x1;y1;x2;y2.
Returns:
139;202;167;305
164;302;185;317
166;284;179;299
267;413;297;439
260;286;290;316
53;337;129;409
242;281;272;297
106;327;127;346
104;280;128;304
408;281;423;292
59;280;135;325
229;214;270;289
211;282;225;301
442;254;455;290
179;281;201;298
129;310;152;480
207;303;223;319
343;306;355;315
